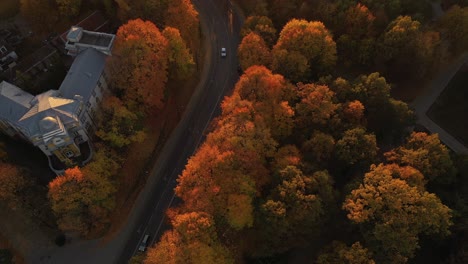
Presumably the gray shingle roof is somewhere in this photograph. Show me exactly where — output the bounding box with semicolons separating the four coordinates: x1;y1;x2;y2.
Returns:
0;81;33;121
59;48;106;103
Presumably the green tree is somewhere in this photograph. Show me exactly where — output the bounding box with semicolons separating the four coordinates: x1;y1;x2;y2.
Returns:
95;96;146;149
343;163;452;263
20;0;58;33
379;16;439;79
257;166;334;255
55;0;81;17
0;163;27;209
438;5;468;54
317;241;376;264
162;27;195;80
335;128;377;165
302;131;335;165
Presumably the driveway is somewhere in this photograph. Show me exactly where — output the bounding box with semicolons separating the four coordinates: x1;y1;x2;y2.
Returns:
410;52;468;154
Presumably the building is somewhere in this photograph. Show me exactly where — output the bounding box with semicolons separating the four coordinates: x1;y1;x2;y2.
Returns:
0;27;115;174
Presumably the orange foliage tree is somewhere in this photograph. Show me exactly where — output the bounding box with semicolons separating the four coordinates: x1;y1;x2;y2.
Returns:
107;19;169;110
238;32;272;71
145;212;233;264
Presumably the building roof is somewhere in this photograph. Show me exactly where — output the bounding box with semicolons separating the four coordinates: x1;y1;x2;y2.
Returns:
59;11;109;43
0;81;33;121
59;48;106;103
18;90;80;137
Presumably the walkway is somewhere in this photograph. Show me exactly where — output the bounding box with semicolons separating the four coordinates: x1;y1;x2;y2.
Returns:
410;53;468;154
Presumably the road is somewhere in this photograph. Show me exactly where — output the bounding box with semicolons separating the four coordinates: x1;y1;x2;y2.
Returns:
118;0;242;262
411;52;468;154
28;0;242;263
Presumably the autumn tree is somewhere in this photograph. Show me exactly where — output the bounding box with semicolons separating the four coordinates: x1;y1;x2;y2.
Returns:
95;96;146;148
241;16;277;46
335;128;377;166
145;212;233;264
385;132;456;184
343;163;452;263
233;66;294;139
0;163;27;209
337;3;377;67
238;32;272;71
316;241;376;264
162;27;195;80
254;166;335;256
438;5;468;54
295;83;339;130
271;145;301;173
272;19;336;80
165;0;199;50
107;19;169;110
48;167;116;235
55;0;81;17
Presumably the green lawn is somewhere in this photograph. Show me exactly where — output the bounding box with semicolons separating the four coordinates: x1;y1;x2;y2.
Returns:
428;68;468;146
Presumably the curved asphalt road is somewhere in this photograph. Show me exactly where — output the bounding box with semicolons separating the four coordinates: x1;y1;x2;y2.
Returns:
29;1;242;263
118;0;242;262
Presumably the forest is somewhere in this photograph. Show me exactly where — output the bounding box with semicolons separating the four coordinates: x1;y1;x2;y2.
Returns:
0;0;467;263
142;0;468;263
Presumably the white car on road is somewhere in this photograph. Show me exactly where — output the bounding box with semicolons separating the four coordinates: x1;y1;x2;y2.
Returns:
221;47;226;57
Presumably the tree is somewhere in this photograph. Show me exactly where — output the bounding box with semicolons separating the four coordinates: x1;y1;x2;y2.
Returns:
273;19;337;79
238;32;272;71
48;167;116;235
115;0;169;25
233;66;294;139
379;16;439;79
342;100;365;126
271;145;301;173
55;0;81;17
301;131;335;164
107;19;169;109
343;163;452;262
145;212;233;264
295;83;339;128
165;0;199;50
256;166;334;255
162;27;195;80
20;0;58;33
241;16;277;47
335;128;377;165
95;96;146;148
317;241;376;264
0;163;26;209
438;5;468;54
271;48;310;82
385;132;456;184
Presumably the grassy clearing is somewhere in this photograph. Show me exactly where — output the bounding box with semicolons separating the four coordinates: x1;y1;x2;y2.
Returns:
427;68;468;146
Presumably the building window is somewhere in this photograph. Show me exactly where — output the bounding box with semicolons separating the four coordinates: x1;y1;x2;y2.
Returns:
86;101;91;108
65;151;74;158
92;89;96;97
